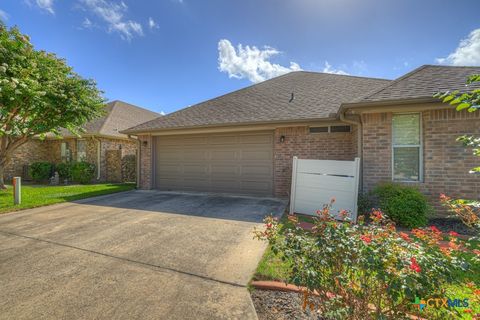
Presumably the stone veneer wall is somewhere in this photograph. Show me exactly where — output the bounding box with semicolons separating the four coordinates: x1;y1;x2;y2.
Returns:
273;126;357;197
362;109;480;214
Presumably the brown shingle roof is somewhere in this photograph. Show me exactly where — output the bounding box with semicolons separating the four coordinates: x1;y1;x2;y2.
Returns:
123;71;390;133
59;100;159;138
356;65;480;103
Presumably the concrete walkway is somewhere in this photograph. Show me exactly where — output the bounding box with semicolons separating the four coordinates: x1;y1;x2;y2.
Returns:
0;191;287;320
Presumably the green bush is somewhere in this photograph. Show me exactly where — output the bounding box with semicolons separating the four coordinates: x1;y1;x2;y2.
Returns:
71;161;95;184
55;162;72;180
29;162;53;181
372;183;432;228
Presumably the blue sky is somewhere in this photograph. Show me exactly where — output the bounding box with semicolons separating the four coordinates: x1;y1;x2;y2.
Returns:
1;0;479;115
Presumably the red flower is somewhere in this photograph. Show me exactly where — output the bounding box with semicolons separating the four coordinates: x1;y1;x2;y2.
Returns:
410;257;421;273
360;234;372;244
429;226;441;234
449;231;459;237
399;232;411;242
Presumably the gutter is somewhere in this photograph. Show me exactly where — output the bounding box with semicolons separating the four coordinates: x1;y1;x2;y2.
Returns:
92;137;102;180
339;110;363;192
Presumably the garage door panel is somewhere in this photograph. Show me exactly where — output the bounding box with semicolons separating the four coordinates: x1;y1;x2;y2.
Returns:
240;134;273;144
210;150;237;161
241;150;272;161
155;131;273;196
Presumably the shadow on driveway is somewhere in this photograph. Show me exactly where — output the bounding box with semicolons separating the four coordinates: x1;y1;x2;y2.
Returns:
75;190;288;223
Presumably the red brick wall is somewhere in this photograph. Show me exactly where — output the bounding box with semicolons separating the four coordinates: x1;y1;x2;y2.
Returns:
4;140;52;180
362;109;480;214
273;126;357;197
138;135;153;189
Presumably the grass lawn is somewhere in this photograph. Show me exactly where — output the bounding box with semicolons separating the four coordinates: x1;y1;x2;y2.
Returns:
0;183;136;214
254;215;480;318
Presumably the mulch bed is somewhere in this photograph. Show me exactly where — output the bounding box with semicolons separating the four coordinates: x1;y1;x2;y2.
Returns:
251;289;326;320
427;217;477;236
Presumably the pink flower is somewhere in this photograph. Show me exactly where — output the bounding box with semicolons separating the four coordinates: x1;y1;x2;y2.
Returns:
449;231;459;237
410;257;421;273
360;234;372;244
399;232;411;242
429;226;441;234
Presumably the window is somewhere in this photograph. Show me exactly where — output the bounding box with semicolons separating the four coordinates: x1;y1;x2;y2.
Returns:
309;125;351;133
330;125;351;133
61;142;71;162
77;140;87;162
392;113;422;181
309;126;329;133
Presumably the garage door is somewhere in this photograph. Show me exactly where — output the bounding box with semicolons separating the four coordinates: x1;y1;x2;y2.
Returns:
154;131;274;196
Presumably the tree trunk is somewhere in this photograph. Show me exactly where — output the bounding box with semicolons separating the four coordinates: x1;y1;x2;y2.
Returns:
0;163;6;189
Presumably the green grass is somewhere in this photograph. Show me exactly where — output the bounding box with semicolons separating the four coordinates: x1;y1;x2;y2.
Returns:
0;183;136;214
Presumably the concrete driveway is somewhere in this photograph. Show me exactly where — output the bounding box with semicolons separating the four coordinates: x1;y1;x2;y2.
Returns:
0;191;287;320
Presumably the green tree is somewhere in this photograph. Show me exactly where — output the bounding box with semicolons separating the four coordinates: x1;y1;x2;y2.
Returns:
0;24;104;188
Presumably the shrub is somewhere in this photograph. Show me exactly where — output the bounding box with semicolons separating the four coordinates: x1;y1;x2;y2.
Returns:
71;161;95;184
55;162;72;180
372;183;431;228
29;162;53;181
254;203;470;319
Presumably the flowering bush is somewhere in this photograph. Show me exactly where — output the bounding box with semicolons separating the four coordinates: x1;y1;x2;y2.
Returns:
254;201;469;319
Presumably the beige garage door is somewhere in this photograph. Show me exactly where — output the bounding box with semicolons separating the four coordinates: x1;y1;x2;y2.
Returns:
154;131;274;196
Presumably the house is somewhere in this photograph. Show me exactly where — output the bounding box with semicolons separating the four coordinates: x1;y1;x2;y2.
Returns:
5;100;160;183
122;65;480;213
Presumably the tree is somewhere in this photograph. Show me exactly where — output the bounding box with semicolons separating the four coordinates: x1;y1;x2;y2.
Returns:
0;24;105;188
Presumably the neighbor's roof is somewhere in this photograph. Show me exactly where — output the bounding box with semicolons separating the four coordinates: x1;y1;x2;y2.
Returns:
351;65;480;105
123;71;390;133
59;100;160;138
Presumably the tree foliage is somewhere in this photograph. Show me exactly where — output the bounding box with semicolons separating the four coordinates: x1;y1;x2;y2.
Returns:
0;24;105;187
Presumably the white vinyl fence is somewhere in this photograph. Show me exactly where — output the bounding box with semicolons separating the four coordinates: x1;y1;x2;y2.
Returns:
290;157;361;221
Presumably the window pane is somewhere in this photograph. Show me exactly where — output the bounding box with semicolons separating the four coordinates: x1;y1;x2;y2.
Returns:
393;147;419;181
393;114;420;145
77;140;86;161
330;125;351;132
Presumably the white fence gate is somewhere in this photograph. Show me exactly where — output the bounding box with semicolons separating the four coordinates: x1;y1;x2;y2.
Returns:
290;157;361;221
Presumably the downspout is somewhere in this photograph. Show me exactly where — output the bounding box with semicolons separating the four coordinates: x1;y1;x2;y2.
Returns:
339;110;363;191
128;135;140;189
92;137;101;180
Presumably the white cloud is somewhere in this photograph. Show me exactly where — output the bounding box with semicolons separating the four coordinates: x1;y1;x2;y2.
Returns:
26;0;55;14
436;28;480;66
217;39;302;83
0;9;8;21
148;17;158;29
80;0;143;41
159;110;166;116
322;61;349;75
82;17;93;28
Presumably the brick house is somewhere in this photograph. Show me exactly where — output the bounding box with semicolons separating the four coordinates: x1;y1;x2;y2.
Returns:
5;100;159;183
122;65;480;214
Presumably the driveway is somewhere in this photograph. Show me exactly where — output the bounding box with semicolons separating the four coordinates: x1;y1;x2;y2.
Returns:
0;191;287;320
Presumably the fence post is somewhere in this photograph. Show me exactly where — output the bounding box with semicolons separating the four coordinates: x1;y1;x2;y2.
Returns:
13;177;21;205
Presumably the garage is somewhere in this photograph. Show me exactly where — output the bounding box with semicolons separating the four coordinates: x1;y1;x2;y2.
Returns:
154;131;274;196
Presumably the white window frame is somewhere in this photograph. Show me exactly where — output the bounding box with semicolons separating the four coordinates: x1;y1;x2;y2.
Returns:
76;139;87;162
391;113;423;182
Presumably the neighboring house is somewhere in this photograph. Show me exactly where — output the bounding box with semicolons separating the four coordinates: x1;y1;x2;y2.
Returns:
123;65;480;214
5;100;159;183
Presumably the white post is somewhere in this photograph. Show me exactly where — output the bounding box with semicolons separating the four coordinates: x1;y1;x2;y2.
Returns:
13;177;21;205
352;157;361;223
289;156;298;215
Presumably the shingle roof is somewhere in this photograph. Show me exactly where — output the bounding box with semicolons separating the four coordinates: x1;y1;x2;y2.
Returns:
356;65;480;103
59;100;159;138
123;71;390;133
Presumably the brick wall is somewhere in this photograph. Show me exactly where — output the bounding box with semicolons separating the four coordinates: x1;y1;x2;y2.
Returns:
98;138;136;181
4;140;52;180
273;126;357;197
362;109;480;214
138;135;153;189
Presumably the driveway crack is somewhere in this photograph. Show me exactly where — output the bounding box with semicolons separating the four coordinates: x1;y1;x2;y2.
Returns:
0;230;247;289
